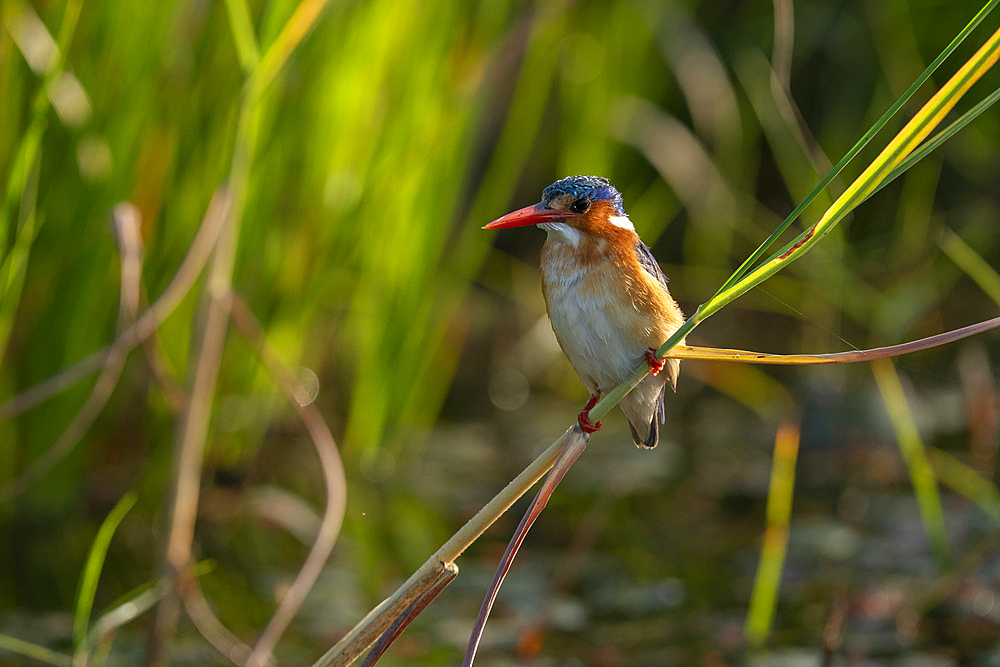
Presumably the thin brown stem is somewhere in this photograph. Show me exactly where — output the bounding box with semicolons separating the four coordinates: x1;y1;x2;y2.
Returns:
151;183;241;662
667;316;1000;365
0;203;145;501
463;428;589;666
227;294;348;667
0;189;231;422
177;571;254;665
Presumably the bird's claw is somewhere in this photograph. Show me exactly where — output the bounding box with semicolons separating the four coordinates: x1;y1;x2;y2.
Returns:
577;411;601;434
578;393;602;434
645;348;664;376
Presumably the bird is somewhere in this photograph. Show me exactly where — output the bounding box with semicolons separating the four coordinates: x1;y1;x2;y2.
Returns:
484;175;684;448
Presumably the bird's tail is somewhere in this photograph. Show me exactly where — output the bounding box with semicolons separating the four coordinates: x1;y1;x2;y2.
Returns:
627;383;668;449
629;418;658;449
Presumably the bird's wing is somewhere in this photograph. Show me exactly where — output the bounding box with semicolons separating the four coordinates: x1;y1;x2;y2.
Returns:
637;242;680;401
636;242;669;291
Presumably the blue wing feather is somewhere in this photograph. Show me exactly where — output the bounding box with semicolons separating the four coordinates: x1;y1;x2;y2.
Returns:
636;242;669;291
637;241;672;419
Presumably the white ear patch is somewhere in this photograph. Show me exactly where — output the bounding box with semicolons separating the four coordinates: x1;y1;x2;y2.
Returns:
608;215;635;231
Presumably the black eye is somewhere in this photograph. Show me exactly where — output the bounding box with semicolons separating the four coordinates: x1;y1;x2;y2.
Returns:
569;198;591;213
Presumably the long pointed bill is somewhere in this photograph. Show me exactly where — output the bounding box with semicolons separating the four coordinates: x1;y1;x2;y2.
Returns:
482;204;577;229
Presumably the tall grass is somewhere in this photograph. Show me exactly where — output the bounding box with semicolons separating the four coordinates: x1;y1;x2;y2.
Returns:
1;0;999;663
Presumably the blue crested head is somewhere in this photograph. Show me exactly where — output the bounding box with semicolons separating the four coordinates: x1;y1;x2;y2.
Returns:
541;175;626;217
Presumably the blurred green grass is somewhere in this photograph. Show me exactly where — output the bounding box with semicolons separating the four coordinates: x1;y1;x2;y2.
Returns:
1;0;1000;664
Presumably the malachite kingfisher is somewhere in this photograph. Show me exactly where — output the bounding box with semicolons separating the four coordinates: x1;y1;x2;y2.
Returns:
484;175;684;449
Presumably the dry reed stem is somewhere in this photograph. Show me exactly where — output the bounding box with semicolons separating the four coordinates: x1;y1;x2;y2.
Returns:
228;294;348;667
150;0;332;648
178;573;254;665
666;317;1000;364
0;189;231;422
151;184;241;661
0;203;143;501
313;430;572;667
359;562;459;667
463;428;589;666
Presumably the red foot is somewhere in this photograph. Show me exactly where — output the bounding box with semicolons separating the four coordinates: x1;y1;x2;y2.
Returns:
577;393;602;434
645;349;664;376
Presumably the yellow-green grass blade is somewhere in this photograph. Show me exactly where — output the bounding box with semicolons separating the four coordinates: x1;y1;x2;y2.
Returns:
665;316;1000;364
590;22;1000;426
940;228;1000;307
865;86;1000;205
0;0;86;359
716;0;999;295
0;633;70;666
73;492;138;651
707;24;1000;320
871;359;951;568
1;0;83;252
0;142;40;358
929;448;1000;522
223;0;261;72
745;421;800;644
247;0;334;100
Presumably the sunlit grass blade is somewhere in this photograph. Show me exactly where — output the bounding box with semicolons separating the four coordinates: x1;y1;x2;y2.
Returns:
0;141;40;358
588;21;1000;425
73;492;138;651
871;359;952;568
708;24;1000;316
865;85;1000;205
1;0;86;360
940;228;1000;307
84;579;170;655
83;561;214;655
223;0;260;72
717;0;1000;294
928;448;1000;522
1;0;83;251
746;421;800;644
247;0;333;98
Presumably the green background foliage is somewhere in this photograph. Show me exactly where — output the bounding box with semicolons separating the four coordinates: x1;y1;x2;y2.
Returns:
1;0;999;663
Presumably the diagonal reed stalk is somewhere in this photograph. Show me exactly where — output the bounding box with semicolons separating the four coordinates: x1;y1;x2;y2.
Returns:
319;14;1000;666
313;430;574;667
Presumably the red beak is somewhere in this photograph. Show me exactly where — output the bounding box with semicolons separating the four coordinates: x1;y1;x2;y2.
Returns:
482;204;578;229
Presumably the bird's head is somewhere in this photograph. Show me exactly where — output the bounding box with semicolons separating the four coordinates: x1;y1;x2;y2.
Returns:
483;175;635;242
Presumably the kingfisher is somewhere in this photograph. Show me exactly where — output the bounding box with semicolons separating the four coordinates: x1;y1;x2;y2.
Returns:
484;175;684;448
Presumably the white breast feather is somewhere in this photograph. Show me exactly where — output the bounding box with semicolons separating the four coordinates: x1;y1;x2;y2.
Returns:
541;246;646;394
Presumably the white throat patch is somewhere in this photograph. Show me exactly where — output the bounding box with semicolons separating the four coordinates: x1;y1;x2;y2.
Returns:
608;215;634;231
539;222;583;246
